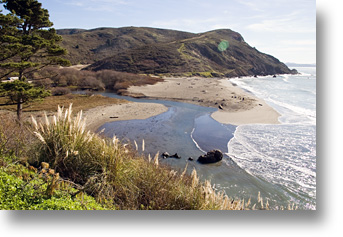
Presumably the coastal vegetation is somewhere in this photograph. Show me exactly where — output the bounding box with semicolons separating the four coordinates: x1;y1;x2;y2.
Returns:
29;66;163;93
0;93;126;114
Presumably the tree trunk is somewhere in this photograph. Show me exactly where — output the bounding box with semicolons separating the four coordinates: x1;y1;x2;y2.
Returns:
19;70;24;81
17;99;23;122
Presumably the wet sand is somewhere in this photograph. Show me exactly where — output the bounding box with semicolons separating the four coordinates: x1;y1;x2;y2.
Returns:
83;102;168;132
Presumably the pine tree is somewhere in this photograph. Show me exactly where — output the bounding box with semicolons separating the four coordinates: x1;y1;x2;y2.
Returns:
0;0;71;121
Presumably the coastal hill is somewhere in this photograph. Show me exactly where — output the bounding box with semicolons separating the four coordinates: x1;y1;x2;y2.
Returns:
57;27;194;65
58;27;297;77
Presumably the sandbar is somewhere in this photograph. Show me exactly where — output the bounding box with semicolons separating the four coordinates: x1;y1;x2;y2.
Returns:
127;77;280;125
84;102;168;132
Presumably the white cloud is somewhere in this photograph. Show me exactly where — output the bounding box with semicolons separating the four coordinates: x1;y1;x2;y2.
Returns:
235;0;265;12
151;17;236;33
247;17;315;33
67;0;130;12
235;0;310;13
281;40;316;46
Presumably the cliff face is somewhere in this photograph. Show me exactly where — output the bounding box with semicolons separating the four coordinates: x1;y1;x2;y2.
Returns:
58;27;297;77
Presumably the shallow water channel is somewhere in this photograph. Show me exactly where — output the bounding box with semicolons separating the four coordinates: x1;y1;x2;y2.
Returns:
78;91;296;208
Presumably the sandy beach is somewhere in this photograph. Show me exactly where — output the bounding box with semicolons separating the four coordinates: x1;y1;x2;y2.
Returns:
127;77;280;125
84;102;168;132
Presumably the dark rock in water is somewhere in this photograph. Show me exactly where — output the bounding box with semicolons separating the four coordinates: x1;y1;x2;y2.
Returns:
188;157;194;161
273;75;277;78
162;152;181;159
197;150;223;164
161;152;181;159
170;153;181;159
291;69;299;74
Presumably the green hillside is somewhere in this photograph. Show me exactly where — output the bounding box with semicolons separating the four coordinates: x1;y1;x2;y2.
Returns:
57;27;195;64
58;27;297;77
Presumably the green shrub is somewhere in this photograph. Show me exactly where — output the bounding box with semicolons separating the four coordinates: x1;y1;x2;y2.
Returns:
0;164;106;210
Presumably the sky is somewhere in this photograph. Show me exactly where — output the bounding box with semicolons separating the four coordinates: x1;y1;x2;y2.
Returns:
3;0;316;64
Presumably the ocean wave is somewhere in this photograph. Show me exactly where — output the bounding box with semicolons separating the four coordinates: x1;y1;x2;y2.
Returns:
281;75;290;83
266;98;316;124
227;124;316;209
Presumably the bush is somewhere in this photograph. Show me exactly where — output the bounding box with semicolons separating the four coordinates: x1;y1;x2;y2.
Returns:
0;163;106;210
51;87;71;96
33;67;162;93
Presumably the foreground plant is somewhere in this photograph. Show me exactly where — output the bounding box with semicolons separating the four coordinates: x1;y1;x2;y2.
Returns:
0;160;106;210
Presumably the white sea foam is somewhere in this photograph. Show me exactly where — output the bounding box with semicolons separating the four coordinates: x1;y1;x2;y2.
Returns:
267;98;316;125
227;67;316;209
227;124;316;208
281;75;290;82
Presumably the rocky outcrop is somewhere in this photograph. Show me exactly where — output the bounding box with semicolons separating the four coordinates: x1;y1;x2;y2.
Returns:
197;150;223;164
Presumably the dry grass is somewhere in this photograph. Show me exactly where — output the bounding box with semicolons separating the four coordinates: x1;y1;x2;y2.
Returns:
0;94;127;114
0;113;34;159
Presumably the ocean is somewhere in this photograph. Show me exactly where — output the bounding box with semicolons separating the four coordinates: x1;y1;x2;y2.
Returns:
228;67;316;209
89;67;316;210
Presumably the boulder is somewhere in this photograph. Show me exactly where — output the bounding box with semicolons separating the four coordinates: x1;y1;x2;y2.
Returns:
197;150;223;164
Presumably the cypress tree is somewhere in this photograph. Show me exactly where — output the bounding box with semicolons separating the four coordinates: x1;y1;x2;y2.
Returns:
0;0;71;121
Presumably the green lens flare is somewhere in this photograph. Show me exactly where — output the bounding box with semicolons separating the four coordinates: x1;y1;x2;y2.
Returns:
218;40;229;52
